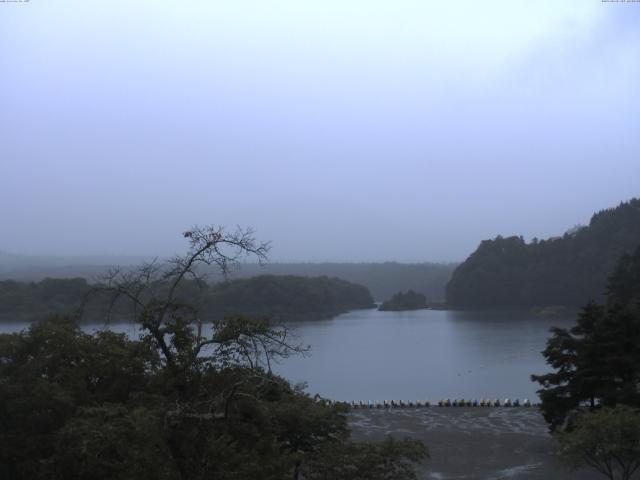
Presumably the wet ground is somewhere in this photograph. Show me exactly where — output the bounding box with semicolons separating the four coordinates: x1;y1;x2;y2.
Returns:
348;408;601;480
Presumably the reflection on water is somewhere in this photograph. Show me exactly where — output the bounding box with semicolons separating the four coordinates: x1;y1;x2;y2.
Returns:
0;309;577;401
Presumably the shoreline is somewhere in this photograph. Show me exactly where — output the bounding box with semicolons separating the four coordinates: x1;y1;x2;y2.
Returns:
348;408;600;480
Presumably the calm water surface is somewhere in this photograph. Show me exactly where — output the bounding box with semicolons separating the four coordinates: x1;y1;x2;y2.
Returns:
0;308;576;402
274;308;575;402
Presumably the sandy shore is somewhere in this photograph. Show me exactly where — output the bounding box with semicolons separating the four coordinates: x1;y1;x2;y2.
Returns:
348;408;601;480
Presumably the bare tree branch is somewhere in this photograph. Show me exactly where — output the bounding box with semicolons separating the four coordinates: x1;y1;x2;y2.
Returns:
77;225;289;375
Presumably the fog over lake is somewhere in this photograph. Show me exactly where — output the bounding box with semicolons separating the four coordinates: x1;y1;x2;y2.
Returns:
1;309;573;402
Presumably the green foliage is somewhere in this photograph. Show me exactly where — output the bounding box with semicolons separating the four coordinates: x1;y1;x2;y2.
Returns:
447;198;640;307
532;245;640;431
1;315;420;479
0;316;160;479
55;405;177;480
302;437;428;480
378;290;428;311
555;406;640;480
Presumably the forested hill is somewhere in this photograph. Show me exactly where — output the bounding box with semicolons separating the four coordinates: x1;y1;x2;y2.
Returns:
446;198;640;308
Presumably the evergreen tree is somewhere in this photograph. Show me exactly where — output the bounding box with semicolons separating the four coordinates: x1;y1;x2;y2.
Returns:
532;245;640;431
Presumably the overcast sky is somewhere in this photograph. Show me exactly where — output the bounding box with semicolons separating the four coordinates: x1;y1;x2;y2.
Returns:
1;1;639;262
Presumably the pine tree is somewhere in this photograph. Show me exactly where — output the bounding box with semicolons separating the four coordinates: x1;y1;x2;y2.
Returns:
532;245;640;431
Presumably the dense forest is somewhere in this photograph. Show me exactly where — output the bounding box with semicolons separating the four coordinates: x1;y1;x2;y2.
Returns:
0;278;90;321
446;198;640;308
0;316;427;480
0;256;456;303
206;275;374;320
378;290;428;311
0;275;375;323
0;226;426;479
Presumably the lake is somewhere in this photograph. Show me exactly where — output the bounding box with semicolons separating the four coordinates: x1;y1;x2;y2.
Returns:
0;308;576;402
275;308;576;402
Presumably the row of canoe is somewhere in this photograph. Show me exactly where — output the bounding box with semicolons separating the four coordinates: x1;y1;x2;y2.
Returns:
349;398;533;409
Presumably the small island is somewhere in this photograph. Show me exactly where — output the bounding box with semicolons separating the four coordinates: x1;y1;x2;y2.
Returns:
378;290;428;311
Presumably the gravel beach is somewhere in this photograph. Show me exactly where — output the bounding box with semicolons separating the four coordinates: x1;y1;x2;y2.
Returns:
348;408;601;480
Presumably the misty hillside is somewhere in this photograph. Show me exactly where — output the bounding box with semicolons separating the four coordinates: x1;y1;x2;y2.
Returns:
208;263;456;302
446;198;640;308
0;252;153;278
0;258;456;302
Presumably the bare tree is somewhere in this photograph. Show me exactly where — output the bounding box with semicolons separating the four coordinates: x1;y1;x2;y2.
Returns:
79;225;307;373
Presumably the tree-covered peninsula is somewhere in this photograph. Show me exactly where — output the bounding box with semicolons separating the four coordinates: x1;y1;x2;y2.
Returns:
205;275;375;320
0;274;375;323
378;290;428;311
446;198;640;308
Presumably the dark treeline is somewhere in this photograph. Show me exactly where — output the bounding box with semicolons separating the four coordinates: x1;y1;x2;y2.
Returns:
206;275;375;320
446;198;640;308
216;263;456;302
0;275;375;323
0;258;457;303
0;278;90;321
